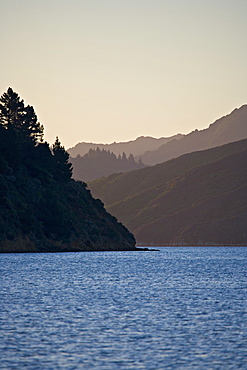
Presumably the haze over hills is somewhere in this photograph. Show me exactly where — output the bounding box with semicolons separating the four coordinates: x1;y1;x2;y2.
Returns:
141;105;247;165
68;105;247;182
70;148;145;182
68;134;184;158
89;139;247;245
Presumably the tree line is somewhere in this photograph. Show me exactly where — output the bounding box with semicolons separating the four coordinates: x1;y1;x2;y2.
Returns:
78;147;143;164
71;147;145;182
0;87;72;183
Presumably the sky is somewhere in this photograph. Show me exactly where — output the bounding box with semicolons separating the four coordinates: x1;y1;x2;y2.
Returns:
1;0;247;149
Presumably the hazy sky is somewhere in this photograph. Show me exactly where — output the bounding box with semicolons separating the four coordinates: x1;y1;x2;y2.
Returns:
1;0;247;149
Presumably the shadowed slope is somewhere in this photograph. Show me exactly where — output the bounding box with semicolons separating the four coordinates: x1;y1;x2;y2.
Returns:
89;139;247;245
134;150;247;245
90;139;247;207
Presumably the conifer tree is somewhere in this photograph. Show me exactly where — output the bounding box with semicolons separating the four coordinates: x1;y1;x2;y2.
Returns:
22;105;44;143
128;153;135;164
122;152;128;163
52;137;73;182
0;87;44;144
0;87;25;129
0;88;45;170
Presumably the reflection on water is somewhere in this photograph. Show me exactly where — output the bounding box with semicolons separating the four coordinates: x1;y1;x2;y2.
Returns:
0;247;247;369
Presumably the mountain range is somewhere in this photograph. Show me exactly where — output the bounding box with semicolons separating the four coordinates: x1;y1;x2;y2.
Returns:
68;134;184;158
68;105;247;182
89;139;247;245
141;105;247;165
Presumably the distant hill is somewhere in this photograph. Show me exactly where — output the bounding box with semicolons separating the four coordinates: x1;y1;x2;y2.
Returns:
68;134;183;158
89;139;247;245
0;88;136;252
70;148;146;182
141;105;247;165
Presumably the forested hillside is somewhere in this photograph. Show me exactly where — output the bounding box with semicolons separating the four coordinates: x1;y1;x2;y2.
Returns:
89;139;247;245
0;88;136;252
70;148;145;181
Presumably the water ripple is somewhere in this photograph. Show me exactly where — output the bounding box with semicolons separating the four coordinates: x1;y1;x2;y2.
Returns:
0;247;247;369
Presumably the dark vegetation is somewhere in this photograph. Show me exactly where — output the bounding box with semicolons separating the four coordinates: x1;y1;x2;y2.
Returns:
0;88;136;252
70;148;145;181
89;139;247;245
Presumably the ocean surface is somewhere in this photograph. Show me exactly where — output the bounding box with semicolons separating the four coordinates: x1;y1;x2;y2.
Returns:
0;247;247;369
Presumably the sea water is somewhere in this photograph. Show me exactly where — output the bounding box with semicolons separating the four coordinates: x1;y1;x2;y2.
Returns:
0;247;246;369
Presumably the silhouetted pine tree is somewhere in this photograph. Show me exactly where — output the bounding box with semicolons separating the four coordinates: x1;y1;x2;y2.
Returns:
0;88;44;170
52;137;73;183
22;105;44;144
0;87;44;143
0;87;25;129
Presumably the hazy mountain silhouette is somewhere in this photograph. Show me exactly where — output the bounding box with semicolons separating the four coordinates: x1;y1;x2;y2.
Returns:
68;134;183;158
70;148;145;182
89;139;247;245
141;105;247;165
